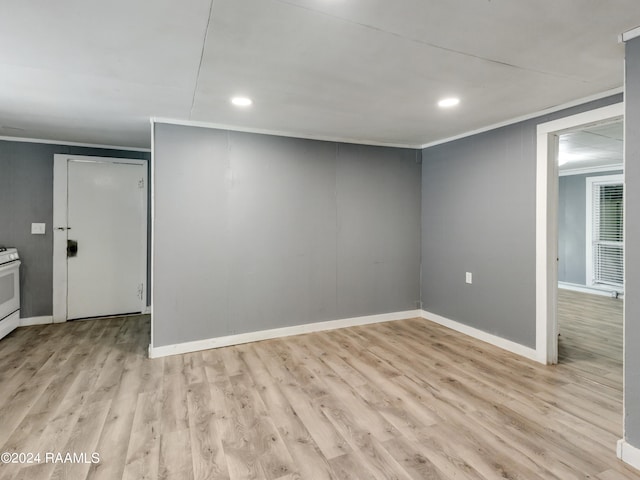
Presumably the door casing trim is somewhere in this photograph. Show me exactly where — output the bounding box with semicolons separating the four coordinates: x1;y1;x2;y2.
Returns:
535;102;624;364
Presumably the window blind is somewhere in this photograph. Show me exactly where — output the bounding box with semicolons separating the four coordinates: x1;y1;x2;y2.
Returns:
592;182;624;287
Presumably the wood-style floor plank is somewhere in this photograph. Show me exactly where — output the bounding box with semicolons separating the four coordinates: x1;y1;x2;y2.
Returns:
0;292;636;479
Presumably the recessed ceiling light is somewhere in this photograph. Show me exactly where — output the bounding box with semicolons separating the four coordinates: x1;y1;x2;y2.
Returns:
231;96;252;107
438;97;460;108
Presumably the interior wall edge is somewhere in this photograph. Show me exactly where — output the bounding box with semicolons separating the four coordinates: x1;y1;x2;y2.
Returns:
622;33;640;452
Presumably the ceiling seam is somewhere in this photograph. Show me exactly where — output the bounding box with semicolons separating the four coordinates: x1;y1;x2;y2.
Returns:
272;0;586;82
189;0;216;119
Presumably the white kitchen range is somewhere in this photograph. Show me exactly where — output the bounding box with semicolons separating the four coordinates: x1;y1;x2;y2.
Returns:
0;247;21;340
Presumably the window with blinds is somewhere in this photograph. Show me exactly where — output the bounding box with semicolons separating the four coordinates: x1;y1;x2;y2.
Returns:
591;181;624;288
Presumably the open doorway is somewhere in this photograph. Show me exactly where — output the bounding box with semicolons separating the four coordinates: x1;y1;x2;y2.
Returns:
556;121;624;377
535;102;623;365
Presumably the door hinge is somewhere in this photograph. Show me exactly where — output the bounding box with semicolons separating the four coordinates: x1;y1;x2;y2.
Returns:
137;283;144;300
138;178;144;189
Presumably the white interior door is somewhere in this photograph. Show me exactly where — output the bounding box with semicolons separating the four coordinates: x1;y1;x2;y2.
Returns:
64;159;147;320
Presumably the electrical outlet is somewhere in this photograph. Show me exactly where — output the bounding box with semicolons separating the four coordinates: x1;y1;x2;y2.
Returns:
465;272;473;284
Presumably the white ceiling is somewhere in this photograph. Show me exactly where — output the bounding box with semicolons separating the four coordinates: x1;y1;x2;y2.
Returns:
0;1;639;149
559;120;624;171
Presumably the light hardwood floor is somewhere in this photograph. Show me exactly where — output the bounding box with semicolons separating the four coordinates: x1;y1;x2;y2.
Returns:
558;289;623;383
0;294;636;480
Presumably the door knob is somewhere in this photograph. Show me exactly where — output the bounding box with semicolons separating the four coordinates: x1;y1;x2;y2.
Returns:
67;240;78;257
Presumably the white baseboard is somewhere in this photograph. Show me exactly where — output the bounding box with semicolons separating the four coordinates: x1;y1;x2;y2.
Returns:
20;315;53;327
618;439;640;471
558;282;622;298
0;311;20;340
149;309;422;358
149;308;541;363
420;310;540;363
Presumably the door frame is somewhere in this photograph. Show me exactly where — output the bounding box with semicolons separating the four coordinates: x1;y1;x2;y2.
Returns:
535;102;624;364
53;154;148;323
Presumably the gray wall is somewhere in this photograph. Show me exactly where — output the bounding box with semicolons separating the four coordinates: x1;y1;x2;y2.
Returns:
558;170;622;285
624;36;640;448
421;94;623;348
152;124;421;347
0;140;150;318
